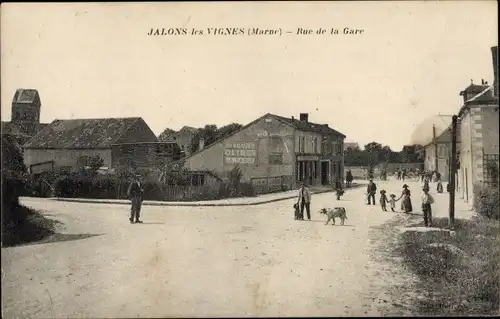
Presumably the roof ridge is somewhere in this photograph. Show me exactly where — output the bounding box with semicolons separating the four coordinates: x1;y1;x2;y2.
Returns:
52;116;142;121
466;85;493;103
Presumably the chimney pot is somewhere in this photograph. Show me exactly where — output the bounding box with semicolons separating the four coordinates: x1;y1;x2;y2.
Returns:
299;113;309;122
291;116;294;120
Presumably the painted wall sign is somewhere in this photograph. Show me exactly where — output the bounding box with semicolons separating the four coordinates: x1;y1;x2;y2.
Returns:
224;142;257;164
257;131;269;137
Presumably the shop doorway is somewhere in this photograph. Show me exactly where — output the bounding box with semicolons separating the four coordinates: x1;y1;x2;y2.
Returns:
321;161;329;185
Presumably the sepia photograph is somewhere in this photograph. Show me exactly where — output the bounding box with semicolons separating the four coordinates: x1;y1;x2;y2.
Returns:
1;1;499;317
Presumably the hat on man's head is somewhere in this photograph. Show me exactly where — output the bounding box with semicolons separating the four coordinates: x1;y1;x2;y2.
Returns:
402;184;409;188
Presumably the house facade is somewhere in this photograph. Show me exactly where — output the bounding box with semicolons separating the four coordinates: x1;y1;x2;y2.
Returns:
457;46;499;205
167;126;198;156
424;125;461;182
23;117;159;173
182;112;346;189
111;142;181;169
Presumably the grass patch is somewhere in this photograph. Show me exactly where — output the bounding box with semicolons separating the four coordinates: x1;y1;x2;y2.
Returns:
1;205;62;247
396;216;500;316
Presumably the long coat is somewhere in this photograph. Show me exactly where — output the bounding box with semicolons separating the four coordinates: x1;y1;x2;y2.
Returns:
298;187;311;203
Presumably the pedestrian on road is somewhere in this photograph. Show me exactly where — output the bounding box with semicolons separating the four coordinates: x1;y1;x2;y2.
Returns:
397;169;401;180
379;190;389;211
423;178;430;192
346;170;353;188
127;175;144;224
388;194;399;212
421;188;435;227
402;169;407;182
398;184;413;213
298;182;312;221
366;179;377;205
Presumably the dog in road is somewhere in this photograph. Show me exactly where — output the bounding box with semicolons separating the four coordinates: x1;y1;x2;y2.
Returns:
319;207;348;225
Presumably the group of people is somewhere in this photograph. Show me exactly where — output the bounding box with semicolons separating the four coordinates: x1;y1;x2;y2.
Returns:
128;170;438;228
366;178;435;227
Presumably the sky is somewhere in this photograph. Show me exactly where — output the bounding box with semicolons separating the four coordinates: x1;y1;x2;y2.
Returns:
1;2;498;151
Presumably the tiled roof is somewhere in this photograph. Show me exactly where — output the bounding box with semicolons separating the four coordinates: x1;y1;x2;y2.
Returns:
271;114;346;137
24;117;143;149
1;121;48;137
465;86;495;103
460;83;489;94
12;89;39;103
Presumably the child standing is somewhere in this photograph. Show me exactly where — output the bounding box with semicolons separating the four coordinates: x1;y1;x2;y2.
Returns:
388;194;399;212
379;190;388;212
421;188;435;227
336;188;344;200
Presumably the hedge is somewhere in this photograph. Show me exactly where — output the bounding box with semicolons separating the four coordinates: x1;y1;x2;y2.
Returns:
473;183;500;220
53;174;255;201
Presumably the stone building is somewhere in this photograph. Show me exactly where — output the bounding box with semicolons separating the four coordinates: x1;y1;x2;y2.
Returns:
457;45;499;205
182;112;346;190
166;126;198;156
23;117;159;173
1;89;49;145
424;125;461;182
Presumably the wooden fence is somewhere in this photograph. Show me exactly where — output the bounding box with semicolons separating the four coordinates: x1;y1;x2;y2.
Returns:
250;175;294;195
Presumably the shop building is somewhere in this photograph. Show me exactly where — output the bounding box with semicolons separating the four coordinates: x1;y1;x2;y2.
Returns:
182;112;346;189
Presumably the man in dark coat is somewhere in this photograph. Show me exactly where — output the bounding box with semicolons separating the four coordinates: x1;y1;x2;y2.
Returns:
366;179;377;205
127;175;144;224
345;170;353;188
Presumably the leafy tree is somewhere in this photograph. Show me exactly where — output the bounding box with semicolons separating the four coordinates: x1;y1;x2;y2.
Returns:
88;155;104;174
190;123;243;154
400;144;425;163
158;128;177;142
216;123;243;140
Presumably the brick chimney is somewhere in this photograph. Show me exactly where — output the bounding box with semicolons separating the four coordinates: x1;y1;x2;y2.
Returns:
492;46;498;98
299;113;309;122
199;138;205;150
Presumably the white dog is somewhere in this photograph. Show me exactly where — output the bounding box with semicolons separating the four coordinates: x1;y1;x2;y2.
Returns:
319;207;348;225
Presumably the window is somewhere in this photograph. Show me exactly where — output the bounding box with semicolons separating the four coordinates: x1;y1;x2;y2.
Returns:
191;174;205;186
299;137;305;153
483;154;499;186
312;138;318;154
269;152;283;165
332;142;338;155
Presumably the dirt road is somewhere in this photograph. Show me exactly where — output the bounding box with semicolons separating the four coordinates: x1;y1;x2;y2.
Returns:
2;179;439;318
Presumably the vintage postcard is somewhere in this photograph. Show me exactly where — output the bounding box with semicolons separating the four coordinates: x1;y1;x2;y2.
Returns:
1;1;498;317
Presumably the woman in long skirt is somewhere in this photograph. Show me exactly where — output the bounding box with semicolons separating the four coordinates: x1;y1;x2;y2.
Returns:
399;184;413;213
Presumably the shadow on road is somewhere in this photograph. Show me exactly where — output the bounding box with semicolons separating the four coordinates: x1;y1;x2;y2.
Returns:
134;222;165;225
18;233;103;247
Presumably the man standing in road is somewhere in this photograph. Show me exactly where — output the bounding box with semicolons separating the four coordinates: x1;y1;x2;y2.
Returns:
127;174;144;224
298;182;312;221
366;179;377;205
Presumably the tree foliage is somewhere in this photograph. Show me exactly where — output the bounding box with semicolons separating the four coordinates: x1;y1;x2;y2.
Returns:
158;128;177;142
190;123;243;153
344;141;424;166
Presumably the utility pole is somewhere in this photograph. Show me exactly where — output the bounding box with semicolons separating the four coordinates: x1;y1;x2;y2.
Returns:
449;115;458;229
433;124;438;173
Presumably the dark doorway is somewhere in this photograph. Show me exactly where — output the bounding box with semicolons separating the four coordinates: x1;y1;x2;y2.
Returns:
321;161;329;185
